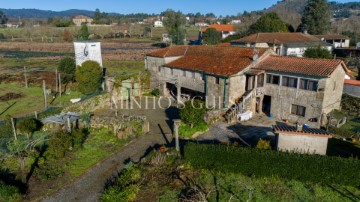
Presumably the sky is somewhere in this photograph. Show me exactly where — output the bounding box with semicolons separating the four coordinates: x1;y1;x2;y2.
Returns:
1;0;356;16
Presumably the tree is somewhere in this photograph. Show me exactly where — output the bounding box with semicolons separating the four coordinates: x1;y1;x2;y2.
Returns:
63;29;73;42
249;12;288;34
0;115;14;138
163;9;187;45
0;10;8;25
301;0;331;35
76;61;102;94
16;118;43;139
304;46;332;59
180;100;207;128
346;57;360;80
59;57;76;84
202;28;221;45
81;24;90;40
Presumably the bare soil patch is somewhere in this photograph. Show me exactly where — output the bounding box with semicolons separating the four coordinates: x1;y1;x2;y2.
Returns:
0;92;23;101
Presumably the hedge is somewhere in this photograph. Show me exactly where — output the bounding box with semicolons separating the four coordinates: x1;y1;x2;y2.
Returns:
184;143;360;187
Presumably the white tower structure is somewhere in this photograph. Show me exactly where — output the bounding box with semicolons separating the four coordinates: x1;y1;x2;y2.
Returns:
74;41;103;67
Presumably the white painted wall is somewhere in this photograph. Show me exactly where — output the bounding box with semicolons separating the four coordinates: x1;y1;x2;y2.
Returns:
74;41;103;67
277;133;329;155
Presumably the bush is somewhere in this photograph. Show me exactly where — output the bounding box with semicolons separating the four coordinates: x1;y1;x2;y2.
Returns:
59;57;76;84
76;61;103;95
0;115;14;138
256;138;271;150
46;130;73;159
0;181;22;202
180;100;206;128
184;143;360;187
38;107;63;119
101;165;141;202
304;46;332;59
150;88;160;97
16;118;43;138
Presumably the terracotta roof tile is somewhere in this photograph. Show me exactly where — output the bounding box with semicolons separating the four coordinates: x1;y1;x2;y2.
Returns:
232;32;325;45
146;46;189;57
314;34;350;40
344;79;360;86
255;55;346;77
273;125;331;138
201;24;235;32
163;46;269;76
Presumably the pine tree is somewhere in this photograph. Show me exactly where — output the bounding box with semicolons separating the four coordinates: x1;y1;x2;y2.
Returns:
301;0;331;35
81;24;90;40
249;12;289;34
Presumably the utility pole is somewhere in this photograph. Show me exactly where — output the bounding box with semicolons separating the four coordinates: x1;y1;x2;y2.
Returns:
24;66;28;88
58;73;62;97
43;80;47;109
55;69;58;92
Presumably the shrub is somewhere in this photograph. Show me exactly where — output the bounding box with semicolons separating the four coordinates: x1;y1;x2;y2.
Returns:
150;88;160;97
304;46;332;59
256;138;271;150
46;130;73;159
184;143;360;187
0;181;22;202
71;128;89;149
179;121;208;138
59;57;76;84
0;115;14;138
180;100;206;128
16;118;43;138
38;107;63;119
76;61;103;95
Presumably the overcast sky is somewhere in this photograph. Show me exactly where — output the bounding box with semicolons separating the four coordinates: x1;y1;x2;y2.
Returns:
2;0;356;16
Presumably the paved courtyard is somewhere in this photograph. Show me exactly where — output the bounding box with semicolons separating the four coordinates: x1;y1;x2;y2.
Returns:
197;114;283;146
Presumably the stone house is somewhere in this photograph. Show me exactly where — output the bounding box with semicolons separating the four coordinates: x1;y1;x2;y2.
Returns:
231;32;332;57
314;34;350;48
200;24;236;39
273;125;332;155
72;15;93;26
145;46;349;128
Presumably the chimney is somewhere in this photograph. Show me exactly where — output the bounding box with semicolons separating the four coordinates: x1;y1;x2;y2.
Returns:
296;123;303;132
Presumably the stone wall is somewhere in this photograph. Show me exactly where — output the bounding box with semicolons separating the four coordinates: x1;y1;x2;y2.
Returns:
322;65;345;114
276;133;329;155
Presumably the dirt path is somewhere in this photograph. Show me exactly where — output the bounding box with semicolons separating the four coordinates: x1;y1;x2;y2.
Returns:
42;98;178;202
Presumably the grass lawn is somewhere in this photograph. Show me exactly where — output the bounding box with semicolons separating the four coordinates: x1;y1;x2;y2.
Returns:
103;60;144;76
179;122;209;138
0;83;83;118
64;128;130;177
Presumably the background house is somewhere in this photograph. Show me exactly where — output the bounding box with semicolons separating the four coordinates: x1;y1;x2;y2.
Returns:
154;20;164;28
194;22;209;27
200;24;236;39
72;15;93;26
231;33;332;57
314;34;350;48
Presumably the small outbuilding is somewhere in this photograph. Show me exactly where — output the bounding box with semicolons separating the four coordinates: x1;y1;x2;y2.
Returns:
273;125;332;155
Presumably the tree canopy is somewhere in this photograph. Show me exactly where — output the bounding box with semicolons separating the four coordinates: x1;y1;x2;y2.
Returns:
0;10;8;25
180;100;207;128
58;57;76;84
163;9;187;45
76;61;103;95
301;0;331;35
304;46;332;59
249;12;288;34
202;28;222;45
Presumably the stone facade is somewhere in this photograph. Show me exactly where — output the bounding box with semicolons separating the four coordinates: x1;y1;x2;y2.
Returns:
276;133;330;155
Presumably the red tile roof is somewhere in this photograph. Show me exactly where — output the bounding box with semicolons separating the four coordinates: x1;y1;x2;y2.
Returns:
232;32;322;44
255;55;348;77
273;125;331;138
162;46;270;76
314;34;350;40
146;46;189;57
344;79;360;87
201;24;235;32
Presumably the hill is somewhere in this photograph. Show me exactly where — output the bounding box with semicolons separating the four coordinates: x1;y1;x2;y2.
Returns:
0;9;96;18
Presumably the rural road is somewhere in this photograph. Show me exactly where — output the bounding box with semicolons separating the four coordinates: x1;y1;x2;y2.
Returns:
42;98;177;202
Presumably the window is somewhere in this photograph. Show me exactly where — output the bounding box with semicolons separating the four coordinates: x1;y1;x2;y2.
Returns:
300;79;318;91
266;74;280;85
257;74;264;87
170;68;174;75
183;70;186;77
215;77;220;84
158;66;161;72
291;104;306;117
192;72;195;79
282;76;298;88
